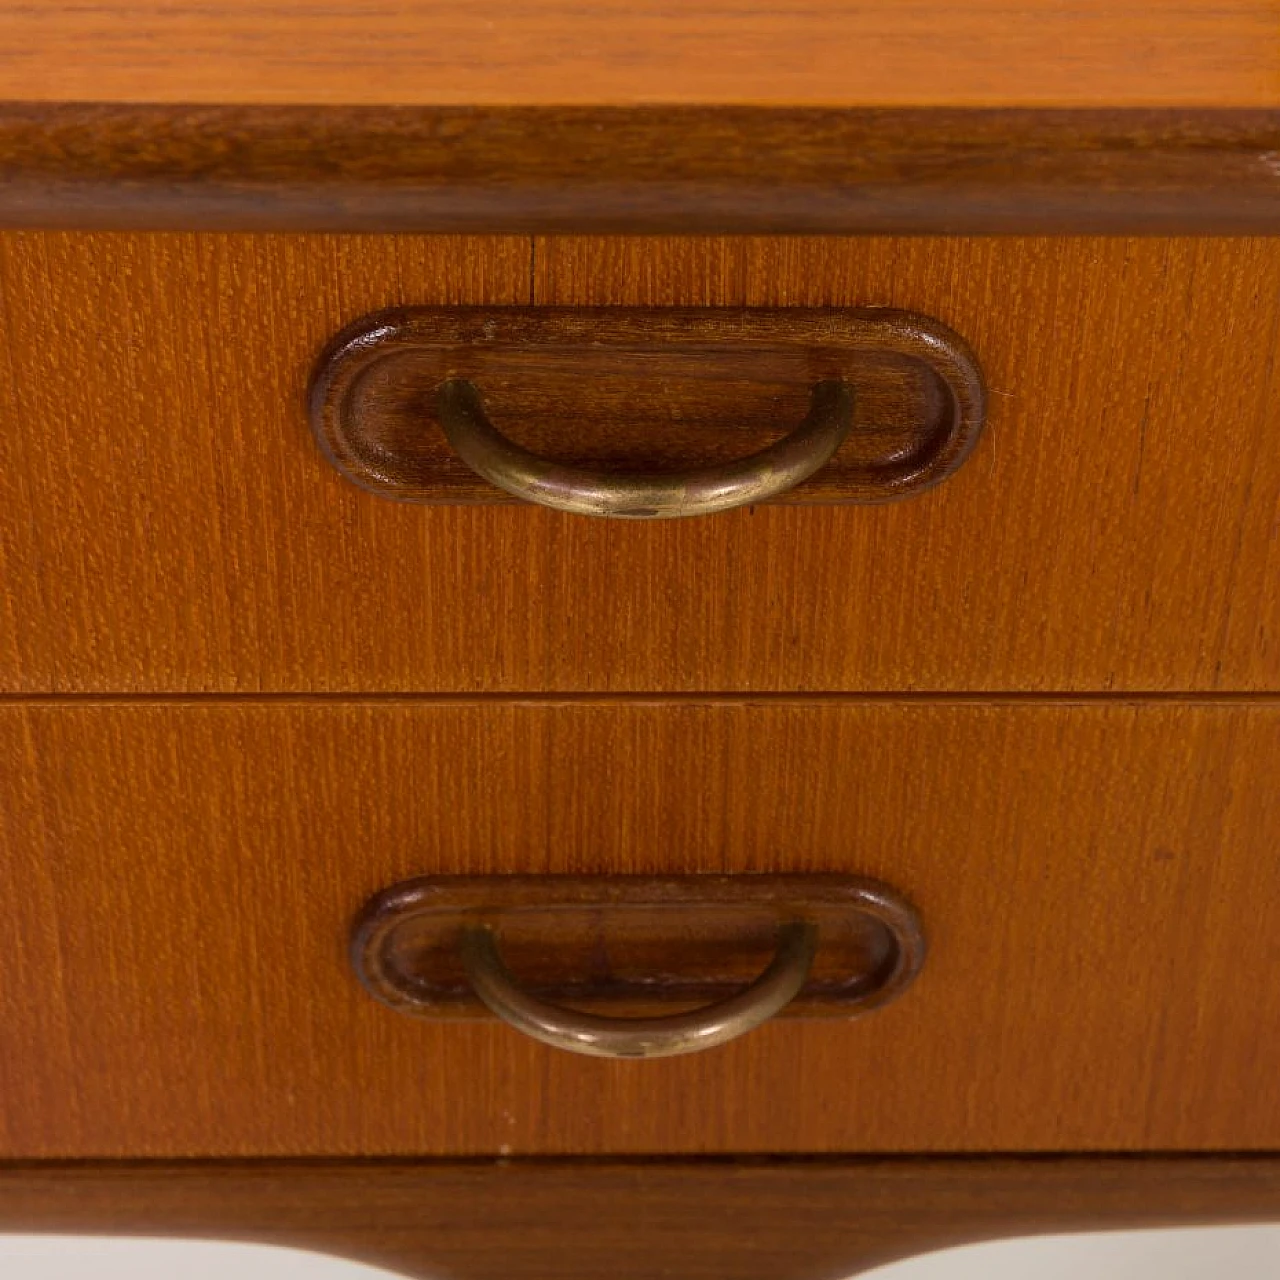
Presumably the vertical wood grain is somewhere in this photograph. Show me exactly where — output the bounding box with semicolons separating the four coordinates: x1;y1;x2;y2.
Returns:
1;234;1277;693
0;232;529;690
0;700;1278;1158
533;236;1280;692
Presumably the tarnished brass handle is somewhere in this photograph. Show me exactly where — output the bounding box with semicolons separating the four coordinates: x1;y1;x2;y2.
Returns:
437;378;852;519
458;919;820;1058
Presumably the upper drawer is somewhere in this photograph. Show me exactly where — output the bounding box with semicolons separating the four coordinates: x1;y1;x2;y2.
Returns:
1;232;1277;693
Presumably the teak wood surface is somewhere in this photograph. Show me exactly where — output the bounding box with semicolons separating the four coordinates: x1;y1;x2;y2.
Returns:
1;699;1278;1158
0;3;1274;107
3;10;1280;1263
1;233;1277;693
1;1158;1280;1280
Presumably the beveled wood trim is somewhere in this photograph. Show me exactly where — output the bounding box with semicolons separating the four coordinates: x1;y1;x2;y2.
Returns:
1;105;1279;234
0;1158;1278;1280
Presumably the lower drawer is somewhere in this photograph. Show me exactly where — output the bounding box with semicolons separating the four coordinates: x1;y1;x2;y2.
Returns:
1;699;1278;1157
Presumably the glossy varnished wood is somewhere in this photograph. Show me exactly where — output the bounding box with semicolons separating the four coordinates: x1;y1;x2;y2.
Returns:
4;107;1280;235
1;233;1277;693
2;1158;1280;1280
1;698;1278;1157
0;4;1274;108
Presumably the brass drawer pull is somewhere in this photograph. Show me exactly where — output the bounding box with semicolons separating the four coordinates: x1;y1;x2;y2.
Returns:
436;378;852;519
351;875;925;1059
459;918;818;1058
310;307;986;513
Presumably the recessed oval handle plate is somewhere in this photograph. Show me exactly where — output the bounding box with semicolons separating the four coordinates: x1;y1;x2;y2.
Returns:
309;307;986;510
351;874;925;1053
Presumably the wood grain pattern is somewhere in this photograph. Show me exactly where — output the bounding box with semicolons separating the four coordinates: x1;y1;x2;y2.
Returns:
0;3;1275;107
5;106;1280;235
3;1158;1280;1280
2;233;1278;693
1;698;1278;1158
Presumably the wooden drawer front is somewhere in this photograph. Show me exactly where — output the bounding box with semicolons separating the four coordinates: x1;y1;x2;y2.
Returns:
1;234;1278;694
2;699;1277;1158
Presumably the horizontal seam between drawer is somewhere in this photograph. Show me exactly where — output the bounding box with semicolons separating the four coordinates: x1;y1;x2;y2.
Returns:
2;692;1280;708
3;1152;1280;1172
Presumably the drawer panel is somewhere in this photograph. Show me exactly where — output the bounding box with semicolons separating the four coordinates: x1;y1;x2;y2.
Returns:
0;234;1278;693
1;698;1277;1157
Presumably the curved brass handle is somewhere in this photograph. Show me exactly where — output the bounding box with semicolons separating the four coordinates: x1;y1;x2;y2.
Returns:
437;378;852;519
458;919;820;1058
